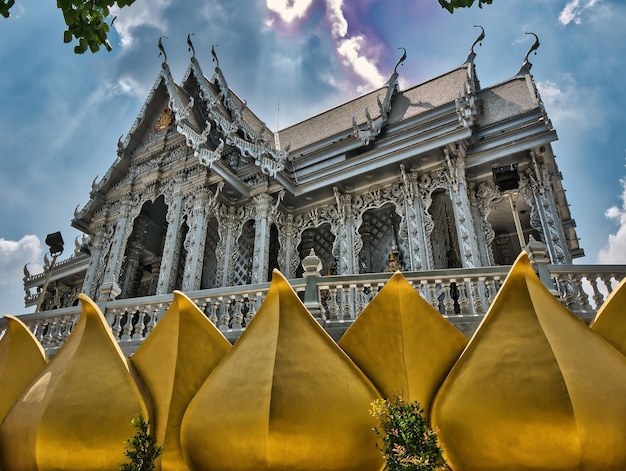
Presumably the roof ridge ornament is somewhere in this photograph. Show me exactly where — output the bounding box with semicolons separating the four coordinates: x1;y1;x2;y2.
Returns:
394;47;407;74
187;33;196;59
466;25;485;63
158;35;168;67
517;32;540;75
211;44;219;68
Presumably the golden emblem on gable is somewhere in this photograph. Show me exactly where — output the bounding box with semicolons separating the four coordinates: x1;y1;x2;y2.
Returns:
156;106;174;132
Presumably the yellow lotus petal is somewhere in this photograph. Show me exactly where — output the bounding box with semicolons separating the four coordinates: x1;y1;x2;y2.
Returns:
338;271;467;415
181;270;384;471
431;253;626;471
0;315;48;424
0;294;148;471
590;277;626;355
131;290;231;471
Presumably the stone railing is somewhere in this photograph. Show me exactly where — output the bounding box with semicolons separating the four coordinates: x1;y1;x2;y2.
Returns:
2;256;625;355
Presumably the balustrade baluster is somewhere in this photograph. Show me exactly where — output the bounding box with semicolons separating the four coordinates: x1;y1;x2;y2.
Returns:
121;309;136;340
218;297;230;330
574;276;593;312
207;299;219;326
355;285;366;317
245;293;259;325
443;282;455;316
232;296;244;329
470;279;484;315
457;281;470;315
145;304;160;336
133;306;147;339
589;277;605;309
558;275;578;313
111;309;123;339
327;287;339;320
427;281;439;312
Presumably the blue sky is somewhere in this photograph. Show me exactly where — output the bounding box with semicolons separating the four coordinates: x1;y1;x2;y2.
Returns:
1;0;625;314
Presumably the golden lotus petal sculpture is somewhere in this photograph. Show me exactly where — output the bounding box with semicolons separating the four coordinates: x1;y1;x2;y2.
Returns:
591;277;626;356
0;294;149;471
431;253;626;471
131;291;231;471
338;271;467;415
180;270;384;471
0;315;48;424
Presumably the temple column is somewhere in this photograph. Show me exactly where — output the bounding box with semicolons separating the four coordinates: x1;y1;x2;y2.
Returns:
473;181;500;266
333;188;358;275
215;204;246;287
400;165;426;271
82;221;114;299
156;189;184;294
103;197;135;286
445;148;482;268
278;213;299;278
523;155;571;264
251;194;273;284
182;184;215;292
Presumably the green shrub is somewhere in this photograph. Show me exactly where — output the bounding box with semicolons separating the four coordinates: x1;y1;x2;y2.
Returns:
118;414;162;471
370;395;447;471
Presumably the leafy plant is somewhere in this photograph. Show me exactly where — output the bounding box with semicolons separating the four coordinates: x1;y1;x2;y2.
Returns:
118;414;162;471
370;395;447;471
438;0;493;14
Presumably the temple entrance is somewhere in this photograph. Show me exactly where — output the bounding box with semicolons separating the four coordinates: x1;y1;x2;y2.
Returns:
119;195;167;298
429;190;461;269
486;194;540;265
201;217;219;289
296;224;335;277
358;204;404;273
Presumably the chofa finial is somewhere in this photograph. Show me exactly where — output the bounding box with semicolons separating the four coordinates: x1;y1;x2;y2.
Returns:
158;35;168;64
523;31;540;66
467;25;485;63
187;33;196;59
211;44;219;68
394;47;407;74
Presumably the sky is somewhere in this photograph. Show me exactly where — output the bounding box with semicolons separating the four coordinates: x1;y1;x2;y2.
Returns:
1;0;625;315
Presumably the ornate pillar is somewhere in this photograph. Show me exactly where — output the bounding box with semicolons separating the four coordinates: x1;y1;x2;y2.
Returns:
400;165;425;271
473;181;500;266
157;188;185;294
82;221;115;299
445;147;482;268
215;204;248;287
278;213;299;278
102;197;135;286
333;187;357;275
251;193;283;284
522;153;571;264
181;183;222;291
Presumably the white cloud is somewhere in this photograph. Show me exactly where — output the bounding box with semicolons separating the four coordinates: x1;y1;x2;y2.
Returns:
536;76;602;131
0;236;42;315
598;177;626;263
559;0;601;25
111;0;172;47
337;36;386;90
326;0;348;38
266;0;314;23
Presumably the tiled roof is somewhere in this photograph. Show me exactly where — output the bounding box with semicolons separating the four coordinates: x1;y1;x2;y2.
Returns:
476;76;538;127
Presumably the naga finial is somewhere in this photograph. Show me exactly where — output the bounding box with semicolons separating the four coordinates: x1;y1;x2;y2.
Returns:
158;35;168;64
394;47;407;74
187;32;196;59
523;32;540;65
211;44;219;68
467;25;485;62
